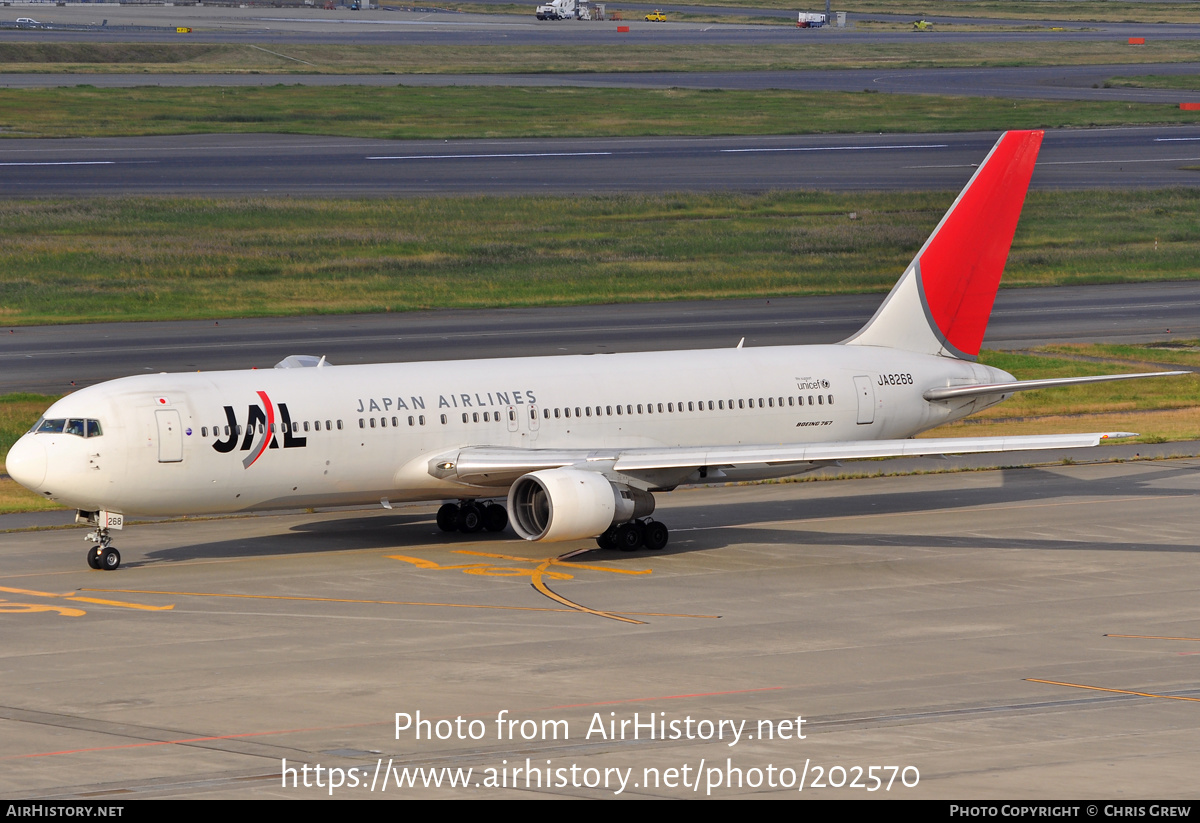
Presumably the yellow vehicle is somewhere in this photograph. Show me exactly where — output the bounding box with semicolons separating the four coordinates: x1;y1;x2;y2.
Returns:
912;18;933;31
645;10;666;21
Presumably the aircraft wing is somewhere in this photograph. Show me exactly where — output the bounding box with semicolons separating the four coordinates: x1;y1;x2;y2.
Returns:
438;432;1133;486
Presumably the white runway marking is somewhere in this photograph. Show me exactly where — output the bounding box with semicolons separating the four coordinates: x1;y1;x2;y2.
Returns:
368;151;613;160
0;161;116;166
721;144;948;153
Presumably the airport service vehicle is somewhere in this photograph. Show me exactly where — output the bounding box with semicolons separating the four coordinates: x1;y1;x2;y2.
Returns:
645;10;666;21
6;131;1182;571
797;12;825;27
536;0;584;20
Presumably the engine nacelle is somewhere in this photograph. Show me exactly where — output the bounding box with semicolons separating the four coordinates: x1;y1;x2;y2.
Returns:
507;468;655;542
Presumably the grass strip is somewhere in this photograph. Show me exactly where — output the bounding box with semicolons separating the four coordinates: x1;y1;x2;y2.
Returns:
1107;74;1200;91
1;86;1199;141
4;42;1200;75
0;190;1196;325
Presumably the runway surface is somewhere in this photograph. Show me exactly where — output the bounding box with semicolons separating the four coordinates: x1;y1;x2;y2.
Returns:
3;280;1198;395
5;460;1200;798
3;126;1200;197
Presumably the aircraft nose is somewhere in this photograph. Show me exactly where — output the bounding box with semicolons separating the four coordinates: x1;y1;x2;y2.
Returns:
5;435;47;491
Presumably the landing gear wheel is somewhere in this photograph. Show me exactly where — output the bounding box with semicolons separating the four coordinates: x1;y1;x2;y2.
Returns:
100;547;121;571
596;525;619;550
456;503;484;533
483;503;508;533
436;503;460;532
643;520;669;551
616;521;644;551
86;547;103;570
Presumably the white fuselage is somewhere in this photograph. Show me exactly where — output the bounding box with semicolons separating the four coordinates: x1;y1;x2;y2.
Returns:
13;343;1010;517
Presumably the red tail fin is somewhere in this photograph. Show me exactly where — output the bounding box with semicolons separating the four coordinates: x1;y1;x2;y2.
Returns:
846;130;1043;360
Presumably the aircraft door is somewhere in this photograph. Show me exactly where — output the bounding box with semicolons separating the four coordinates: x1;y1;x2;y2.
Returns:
155;409;184;462
507;405;518;433
528;404;540;442
853;375;875;425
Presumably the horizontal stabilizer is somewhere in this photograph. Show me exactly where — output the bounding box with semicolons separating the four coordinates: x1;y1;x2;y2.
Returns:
923;371;1188;401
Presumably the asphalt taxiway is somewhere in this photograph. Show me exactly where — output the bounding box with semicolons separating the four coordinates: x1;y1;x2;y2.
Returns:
4;460;1200;798
3;127;1199;197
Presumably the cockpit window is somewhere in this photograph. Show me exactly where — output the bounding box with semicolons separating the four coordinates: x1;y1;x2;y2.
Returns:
33;418;103;437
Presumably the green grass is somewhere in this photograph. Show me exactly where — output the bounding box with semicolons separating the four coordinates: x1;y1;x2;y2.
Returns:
1107;74;1200;91
0;190;1196;325
4;41;1200;75
0;86;1198;140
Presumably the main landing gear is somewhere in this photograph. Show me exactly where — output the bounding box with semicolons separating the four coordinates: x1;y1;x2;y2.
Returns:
436;500;509;534
597;518;669;552
84;529;121;571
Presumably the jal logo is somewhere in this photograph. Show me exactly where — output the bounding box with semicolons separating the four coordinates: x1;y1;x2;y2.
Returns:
211;391;306;468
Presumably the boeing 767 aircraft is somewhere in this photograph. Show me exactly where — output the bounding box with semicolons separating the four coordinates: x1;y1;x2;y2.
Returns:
5;130;1182;570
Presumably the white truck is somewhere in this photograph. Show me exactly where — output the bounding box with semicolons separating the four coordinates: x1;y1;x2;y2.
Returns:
536;0;590;19
797;12;826;27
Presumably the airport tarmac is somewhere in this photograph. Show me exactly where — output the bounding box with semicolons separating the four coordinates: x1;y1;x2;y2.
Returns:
4;459;1200;798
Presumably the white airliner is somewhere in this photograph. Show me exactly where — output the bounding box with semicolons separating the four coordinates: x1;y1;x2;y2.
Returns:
5;130;1182;571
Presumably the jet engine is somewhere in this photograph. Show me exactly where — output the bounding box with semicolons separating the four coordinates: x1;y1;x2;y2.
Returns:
507;467;654;542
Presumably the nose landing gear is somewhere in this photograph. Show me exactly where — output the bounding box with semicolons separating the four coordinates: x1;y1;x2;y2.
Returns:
84;529;121;571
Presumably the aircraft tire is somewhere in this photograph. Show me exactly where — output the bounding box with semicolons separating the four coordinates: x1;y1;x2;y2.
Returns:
483;503;508;533
616;522;643;551
456;503;484;533
436;503;459;532
596;526;618;550
87;548;103;570
643;520;669;551
101;547;121;571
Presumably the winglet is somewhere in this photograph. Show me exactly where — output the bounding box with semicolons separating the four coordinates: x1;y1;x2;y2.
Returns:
845;130;1043;360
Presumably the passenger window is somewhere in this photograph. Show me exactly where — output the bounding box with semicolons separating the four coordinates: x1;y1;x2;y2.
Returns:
380;418;387;428
201;427;208;437
359;419;365;429
420;415;426;426
303;421;310;432
818;395;824;405
440;414;448;425
828;395;834;405
409;416;415;426
337;420;343;430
